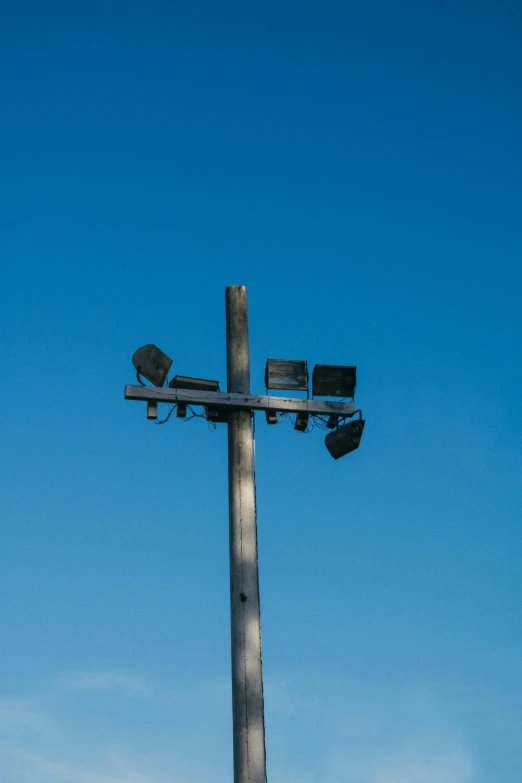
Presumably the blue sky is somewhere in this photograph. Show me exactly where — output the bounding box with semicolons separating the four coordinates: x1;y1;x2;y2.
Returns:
1;1;521;781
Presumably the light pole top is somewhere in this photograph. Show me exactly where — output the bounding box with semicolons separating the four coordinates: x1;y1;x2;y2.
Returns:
226;286;250;395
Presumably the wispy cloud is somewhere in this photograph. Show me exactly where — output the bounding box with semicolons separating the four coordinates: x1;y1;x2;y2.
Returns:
0;698;51;734
0;746;171;783
373;753;473;783
265;673;476;783
0;669;480;783
57;671;151;696
0;670;232;783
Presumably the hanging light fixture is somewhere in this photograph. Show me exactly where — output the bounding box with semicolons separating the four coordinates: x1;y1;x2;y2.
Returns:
324;419;365;459
294;412;309;432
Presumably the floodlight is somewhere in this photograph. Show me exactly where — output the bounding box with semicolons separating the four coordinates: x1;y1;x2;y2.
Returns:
294;412;309;432
265;359;308;392
132;344;173;387
176;404;187;418
265;410;277;425
324;419;365;459
169;375;219;392
146;401;158;420
312;365;356;398
326;414;339;429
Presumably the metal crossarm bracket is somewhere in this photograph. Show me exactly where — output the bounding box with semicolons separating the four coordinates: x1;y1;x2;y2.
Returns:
124;384;355;417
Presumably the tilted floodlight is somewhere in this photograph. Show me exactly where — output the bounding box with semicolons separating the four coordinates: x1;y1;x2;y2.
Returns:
312;364;356;398
294;412;309;432
324;419;365;459
265;359;308;392
169;375;219;392
132;344;173;387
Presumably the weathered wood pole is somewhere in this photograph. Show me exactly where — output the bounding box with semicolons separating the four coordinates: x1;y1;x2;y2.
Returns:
225;285;266;783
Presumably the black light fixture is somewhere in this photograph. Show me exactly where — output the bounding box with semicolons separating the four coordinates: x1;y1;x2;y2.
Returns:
265;410;278;425
324;419;365;459
169;375;219;392
146;401;158;420
265;359;308;392
294;412;309;432
206;407;228;423
312;364;356;398
176;404;187;418
326;414;339;429
132;344;173;387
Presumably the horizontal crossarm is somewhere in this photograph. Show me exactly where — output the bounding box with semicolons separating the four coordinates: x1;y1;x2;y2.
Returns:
124;385;355;417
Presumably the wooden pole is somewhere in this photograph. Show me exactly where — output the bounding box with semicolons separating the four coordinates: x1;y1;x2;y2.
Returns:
225;285;266;783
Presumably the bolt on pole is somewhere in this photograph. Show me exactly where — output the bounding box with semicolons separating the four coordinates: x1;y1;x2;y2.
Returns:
226;285;266;783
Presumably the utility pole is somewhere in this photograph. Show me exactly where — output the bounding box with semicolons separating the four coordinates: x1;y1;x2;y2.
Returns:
125;286;364;782
226;286;266;783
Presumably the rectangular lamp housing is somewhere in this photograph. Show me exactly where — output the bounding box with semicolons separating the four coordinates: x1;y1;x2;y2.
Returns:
265;359;308;391
206;407;228;423
294;412;309;432
169;375;219;392
312;364;356;398
146;401;158;420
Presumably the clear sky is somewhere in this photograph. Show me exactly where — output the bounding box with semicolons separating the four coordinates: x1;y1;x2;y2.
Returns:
1;2;521;782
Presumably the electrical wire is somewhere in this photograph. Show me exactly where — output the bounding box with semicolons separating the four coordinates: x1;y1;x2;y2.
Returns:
154;405;176;425
152;403;211;425
312;419;327;432
190;406;207;419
